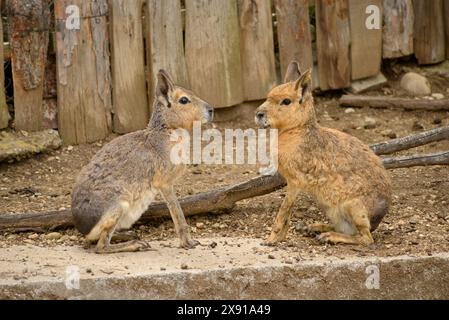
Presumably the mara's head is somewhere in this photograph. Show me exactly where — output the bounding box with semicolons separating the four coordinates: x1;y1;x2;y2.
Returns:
152;69;213;131
255;61;315;131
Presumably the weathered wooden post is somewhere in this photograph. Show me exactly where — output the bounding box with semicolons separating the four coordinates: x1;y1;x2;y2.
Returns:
145;0;189;111
54;0;112;144
238;0;276;101
275;0;313;81
444;0;449;59
315;0;351;90
7;0;50;132
185;0;244;108
110;0;149;133
382;0;414;58
348;0;382;80
0;0;9;129
413;0;445;65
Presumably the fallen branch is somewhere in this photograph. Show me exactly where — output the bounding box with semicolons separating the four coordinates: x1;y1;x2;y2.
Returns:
0;174;286;232
371;126;449;155
382;151;449;169
340;95;449;111
1;128;449;232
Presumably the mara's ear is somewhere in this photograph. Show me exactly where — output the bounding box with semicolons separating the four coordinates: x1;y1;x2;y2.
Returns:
294;68;312;101
283;61;302;83
156;69;174;105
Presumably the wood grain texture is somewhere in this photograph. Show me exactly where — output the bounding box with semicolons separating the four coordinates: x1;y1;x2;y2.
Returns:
185;0;244;108
7;0;49;131
146;0;189;110
348;0;382;80
110;0;149;134
413;0;445;65
55;0;112;145
444;0;449;59
340;95;449;111
315;0;351;90
275;0;313;80
238;0;276;100
382;0;414;58
0;0;9;129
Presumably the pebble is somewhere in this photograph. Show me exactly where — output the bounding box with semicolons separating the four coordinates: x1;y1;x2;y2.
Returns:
181;263;188;270
380;129;397;139
69;235;78;241
412;121;424;131
268;254;275;259
400;72;431;96
344;108;355;114
363;117;377;129
44;232;62;240
196;222;205;229
433;118;442;125
28;233;39;240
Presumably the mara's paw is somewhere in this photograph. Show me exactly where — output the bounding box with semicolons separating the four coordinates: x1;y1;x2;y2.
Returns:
297;223;334;237
134;240;155;251
262;232;286;246
180;238;200;249
316;232;339;245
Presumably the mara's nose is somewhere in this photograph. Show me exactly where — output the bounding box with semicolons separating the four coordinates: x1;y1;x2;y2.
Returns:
256;111;265;120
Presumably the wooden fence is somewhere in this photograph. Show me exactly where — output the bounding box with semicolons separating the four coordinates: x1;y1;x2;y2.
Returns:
0;0;449;145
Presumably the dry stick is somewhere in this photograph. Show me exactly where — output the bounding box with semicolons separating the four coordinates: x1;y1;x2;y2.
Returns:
371;126;449;155
1;127;449;232
383;151;449;169
340;95;449;111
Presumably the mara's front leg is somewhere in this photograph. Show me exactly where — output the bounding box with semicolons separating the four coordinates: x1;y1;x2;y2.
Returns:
160;186;199;249
266;185;299;245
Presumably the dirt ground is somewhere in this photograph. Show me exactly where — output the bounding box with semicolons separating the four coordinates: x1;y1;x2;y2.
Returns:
1;62;449;261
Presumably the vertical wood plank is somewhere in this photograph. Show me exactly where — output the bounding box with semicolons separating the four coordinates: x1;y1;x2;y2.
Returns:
8;0;49;131
315;0;351;90
413;0;445;65
110;0;148;134
238;0;276;101
55;0;112;144
0;0;9;129
146;0;189;109
444;0;449;59
382;0;414;58
185;0;244;108
348;0;382;80
275;0;313;79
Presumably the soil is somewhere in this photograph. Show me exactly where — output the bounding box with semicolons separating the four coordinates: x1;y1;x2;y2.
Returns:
1;62;449;261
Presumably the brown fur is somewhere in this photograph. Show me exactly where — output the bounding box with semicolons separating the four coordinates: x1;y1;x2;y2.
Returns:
72;70;213;253
255;61;391;245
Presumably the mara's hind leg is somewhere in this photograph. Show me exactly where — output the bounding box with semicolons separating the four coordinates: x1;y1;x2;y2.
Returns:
87;203;153;254
317;199;374;246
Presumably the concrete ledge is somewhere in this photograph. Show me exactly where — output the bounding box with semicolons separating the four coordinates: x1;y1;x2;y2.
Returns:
0;237;448;299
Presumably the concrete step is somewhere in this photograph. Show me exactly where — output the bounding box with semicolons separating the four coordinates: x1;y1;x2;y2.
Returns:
0;237;448;299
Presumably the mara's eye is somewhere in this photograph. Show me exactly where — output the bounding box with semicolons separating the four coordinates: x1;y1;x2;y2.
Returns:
179;96;190;105
280;98;291;106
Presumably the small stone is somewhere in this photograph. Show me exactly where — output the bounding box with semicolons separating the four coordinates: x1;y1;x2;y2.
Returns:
160;267;166;271
212;223;220;228
28;233;39;240
67;145;74;151
23;239;34;245
192;169;202;174
196;222;205;229
181;263;188;270
344;108;355;114
431;93;444;100
400;72;431;96
209;241;217;249
44;232;62;240
268;254;275;259
363;117;377;129
69;235;78;241
86;268;92;274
